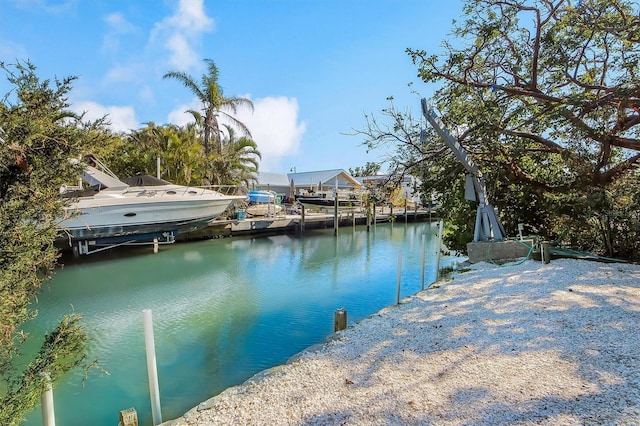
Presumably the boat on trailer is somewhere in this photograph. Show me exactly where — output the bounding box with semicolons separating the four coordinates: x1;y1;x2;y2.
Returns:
56;156;246;254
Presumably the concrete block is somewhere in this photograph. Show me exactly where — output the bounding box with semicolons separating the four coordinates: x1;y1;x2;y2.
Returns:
467;239;534;264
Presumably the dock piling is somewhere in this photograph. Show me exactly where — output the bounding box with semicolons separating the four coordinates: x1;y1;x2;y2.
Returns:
396;251;402;305
420;234;426;291
143;309;162;425
334;308;347;332
41;372;55;426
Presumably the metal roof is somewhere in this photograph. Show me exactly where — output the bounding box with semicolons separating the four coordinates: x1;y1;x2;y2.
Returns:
286;169;362;189
256;171;291;187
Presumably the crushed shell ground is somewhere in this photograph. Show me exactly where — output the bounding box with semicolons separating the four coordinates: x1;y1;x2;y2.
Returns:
161;258;640;425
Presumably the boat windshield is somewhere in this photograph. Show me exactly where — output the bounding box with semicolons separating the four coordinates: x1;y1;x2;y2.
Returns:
122;175;171;187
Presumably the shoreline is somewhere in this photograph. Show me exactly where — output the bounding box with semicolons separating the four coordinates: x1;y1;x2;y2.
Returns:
162;258;640;425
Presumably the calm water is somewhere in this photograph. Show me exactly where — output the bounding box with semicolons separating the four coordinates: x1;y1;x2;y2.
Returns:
23;222;443;426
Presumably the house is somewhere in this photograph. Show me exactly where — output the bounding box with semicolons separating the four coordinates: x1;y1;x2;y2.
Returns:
252;169;362;203
287;169;362;192
251;172;292;195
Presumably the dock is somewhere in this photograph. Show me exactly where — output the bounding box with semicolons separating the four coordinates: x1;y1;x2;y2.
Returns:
178;207;439;241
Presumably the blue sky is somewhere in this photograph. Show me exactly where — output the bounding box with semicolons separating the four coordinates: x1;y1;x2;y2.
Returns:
1;0;463;173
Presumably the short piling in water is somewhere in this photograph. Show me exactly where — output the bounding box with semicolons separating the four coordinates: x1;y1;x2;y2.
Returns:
119;408;138;426
396;251;402;305
334;308;347;332
143;309;162;425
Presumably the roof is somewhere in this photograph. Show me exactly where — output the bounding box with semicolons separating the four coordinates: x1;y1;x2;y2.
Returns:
256;172;291;187
287;169;362;189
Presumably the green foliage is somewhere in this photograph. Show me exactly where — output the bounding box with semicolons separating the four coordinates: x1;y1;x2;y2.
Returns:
163;58;254;156
349;162;381;177
0;61;99;425
206;125;261;187
392;0;640;257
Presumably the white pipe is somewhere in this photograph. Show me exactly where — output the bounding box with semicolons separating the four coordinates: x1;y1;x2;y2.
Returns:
420;234;426;291
143;309;162;425
41;372;55;426
396;251;402;305
435;220;444;283
156;156;161;179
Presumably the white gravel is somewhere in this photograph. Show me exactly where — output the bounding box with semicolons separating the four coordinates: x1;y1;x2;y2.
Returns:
162;258;640;425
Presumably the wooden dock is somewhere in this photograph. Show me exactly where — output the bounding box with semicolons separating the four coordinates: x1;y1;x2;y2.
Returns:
178;207;439;241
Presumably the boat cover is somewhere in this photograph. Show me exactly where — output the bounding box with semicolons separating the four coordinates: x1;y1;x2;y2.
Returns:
248;190;276;203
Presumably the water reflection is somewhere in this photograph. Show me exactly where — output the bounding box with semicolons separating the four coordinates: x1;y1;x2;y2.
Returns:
24;222;441;426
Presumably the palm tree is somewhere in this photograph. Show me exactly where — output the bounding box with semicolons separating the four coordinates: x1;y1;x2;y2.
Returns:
163;59;254;155
127;123;207;185
209;125;261;187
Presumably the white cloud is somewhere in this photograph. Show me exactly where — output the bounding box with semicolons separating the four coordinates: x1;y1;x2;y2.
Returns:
171;0;214;32
166;96;306;171
102;12;138;53
236;97;306;171
152;0;214;70
166;33;198;71
72;101;139;133
103;64;139;84
167;99;202;126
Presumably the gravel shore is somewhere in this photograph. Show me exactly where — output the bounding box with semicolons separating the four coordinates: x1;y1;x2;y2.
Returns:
162;258;640;425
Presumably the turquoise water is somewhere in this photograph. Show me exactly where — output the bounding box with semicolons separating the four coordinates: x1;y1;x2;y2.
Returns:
23;222;441;426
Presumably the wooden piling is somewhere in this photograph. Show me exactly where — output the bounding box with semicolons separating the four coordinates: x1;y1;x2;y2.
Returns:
334;194;338;236
404;199;407;224
334;308;347;332
119;408;138;426
541;241;551;264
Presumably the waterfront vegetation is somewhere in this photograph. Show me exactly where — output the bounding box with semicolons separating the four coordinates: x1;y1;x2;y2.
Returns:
1;0;640;423
356;0;640;260
0;58;260;424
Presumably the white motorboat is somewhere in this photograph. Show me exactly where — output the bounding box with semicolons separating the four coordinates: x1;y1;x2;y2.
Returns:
57;157;246;253
245;190;282;217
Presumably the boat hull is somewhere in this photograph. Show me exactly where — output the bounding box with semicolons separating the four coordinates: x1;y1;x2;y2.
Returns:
57;191;245;243
246;204;283;217
297;196;362;211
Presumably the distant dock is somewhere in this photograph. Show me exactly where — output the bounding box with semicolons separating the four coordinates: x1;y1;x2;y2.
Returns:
179;207;439;241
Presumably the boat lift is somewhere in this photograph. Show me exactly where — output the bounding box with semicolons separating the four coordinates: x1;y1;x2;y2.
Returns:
420;98;506;242
74;231;177;255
